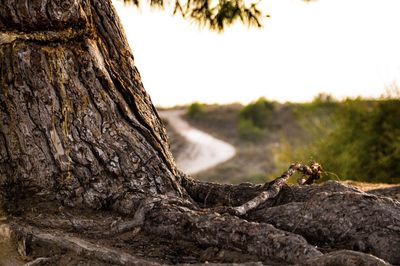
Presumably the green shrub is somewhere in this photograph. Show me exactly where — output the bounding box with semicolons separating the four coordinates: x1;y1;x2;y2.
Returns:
272;98;400;183
304;99;399;183
187;102;205;119
312;93;336;104
238;118;264;141
239;97;275;129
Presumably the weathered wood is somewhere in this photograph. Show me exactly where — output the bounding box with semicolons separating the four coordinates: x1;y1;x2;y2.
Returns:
248;184;400;264
22;257;55;266
0;0;183;212
231;162;321;216
143;198;323;264
11;222;161;266
367;185;400;201
302;250;391;266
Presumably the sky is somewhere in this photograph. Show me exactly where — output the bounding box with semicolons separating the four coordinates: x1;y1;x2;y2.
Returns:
112;0;400;107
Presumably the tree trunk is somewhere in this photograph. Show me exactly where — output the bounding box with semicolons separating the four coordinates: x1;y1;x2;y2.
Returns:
0;0;184;212
0;1;399;265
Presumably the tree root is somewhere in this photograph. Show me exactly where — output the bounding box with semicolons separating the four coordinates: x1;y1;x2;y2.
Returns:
3;163;398;265
10;222;161;266
302;250;391;266
228;162;322;216
248;190;400;264
181;162;322;214
143;199;323;264
23;257;56;266
20;213;142;238
181;173;265;208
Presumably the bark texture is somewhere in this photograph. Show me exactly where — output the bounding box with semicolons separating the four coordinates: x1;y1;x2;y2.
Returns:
1;1;399;265
0;0;183;212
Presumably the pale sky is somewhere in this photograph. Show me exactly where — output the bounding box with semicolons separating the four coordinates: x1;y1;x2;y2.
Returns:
112;0;400;107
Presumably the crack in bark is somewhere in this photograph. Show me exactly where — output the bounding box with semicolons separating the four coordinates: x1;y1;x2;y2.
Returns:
0;29;92;45
110;75;176;172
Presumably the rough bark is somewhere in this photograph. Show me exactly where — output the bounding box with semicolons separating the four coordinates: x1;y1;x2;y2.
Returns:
0;0;184;212
1;1;399;265
248;182;400;264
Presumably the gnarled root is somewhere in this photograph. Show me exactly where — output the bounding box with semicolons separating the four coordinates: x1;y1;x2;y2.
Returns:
143;199;323;264
233;162;322;216
302;250;391;266
9;222;160;266
4;163;398;265
248;189;400;264
218;162;322;216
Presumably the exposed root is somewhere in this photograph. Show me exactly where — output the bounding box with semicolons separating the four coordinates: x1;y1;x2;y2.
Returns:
144;200;323;264
23;257;56;266
302;250;391;266
181;174;264;208
248;190;400;264
3;163;398;265
10;222;161;266
230;162;322;216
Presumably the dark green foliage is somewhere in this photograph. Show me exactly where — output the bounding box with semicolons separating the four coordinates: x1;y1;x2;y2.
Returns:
298;99;400;183
237;97;275;141
330;99;400;183
312;93;335;104
239;97;275;127
122;0;264;31
187;102;205;118
366;100;400;181
238;118;264;141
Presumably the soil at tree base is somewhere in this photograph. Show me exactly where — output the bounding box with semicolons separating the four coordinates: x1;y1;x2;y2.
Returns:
0;197;265;265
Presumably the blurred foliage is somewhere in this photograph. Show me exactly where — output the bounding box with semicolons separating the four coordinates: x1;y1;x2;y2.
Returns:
276;96;400;184
238;118;264;141
239;97;275;128
121;0;264;31
183;94;399;184
319;99;400;183
237;97;275;141
187;102;205;119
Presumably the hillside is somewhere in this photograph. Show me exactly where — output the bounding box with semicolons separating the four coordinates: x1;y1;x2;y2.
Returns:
163;97;400;185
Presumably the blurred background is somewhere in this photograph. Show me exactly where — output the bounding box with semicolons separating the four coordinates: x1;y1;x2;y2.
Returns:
113;0;400;185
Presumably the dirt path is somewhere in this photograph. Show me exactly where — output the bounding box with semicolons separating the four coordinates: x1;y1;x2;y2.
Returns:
159;109;236;175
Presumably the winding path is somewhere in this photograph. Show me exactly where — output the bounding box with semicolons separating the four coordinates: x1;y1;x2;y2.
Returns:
159;109;236;175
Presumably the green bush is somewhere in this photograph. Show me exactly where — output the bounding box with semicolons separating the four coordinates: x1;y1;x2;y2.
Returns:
273;98;400;183
312;93;336;104
239;97;275;129
307;99;400;183
187;102;205;119
238;118;264;141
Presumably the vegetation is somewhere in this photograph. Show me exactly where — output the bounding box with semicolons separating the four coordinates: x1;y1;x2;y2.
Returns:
238;97;275;141
311;99;399;183
239;97;275;128
122;0;264;31
187;102;205;119
183;95;400;184
237;118;264;141
275;96;400;184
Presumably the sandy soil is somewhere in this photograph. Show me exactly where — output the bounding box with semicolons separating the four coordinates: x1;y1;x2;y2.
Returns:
159;109;236;175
